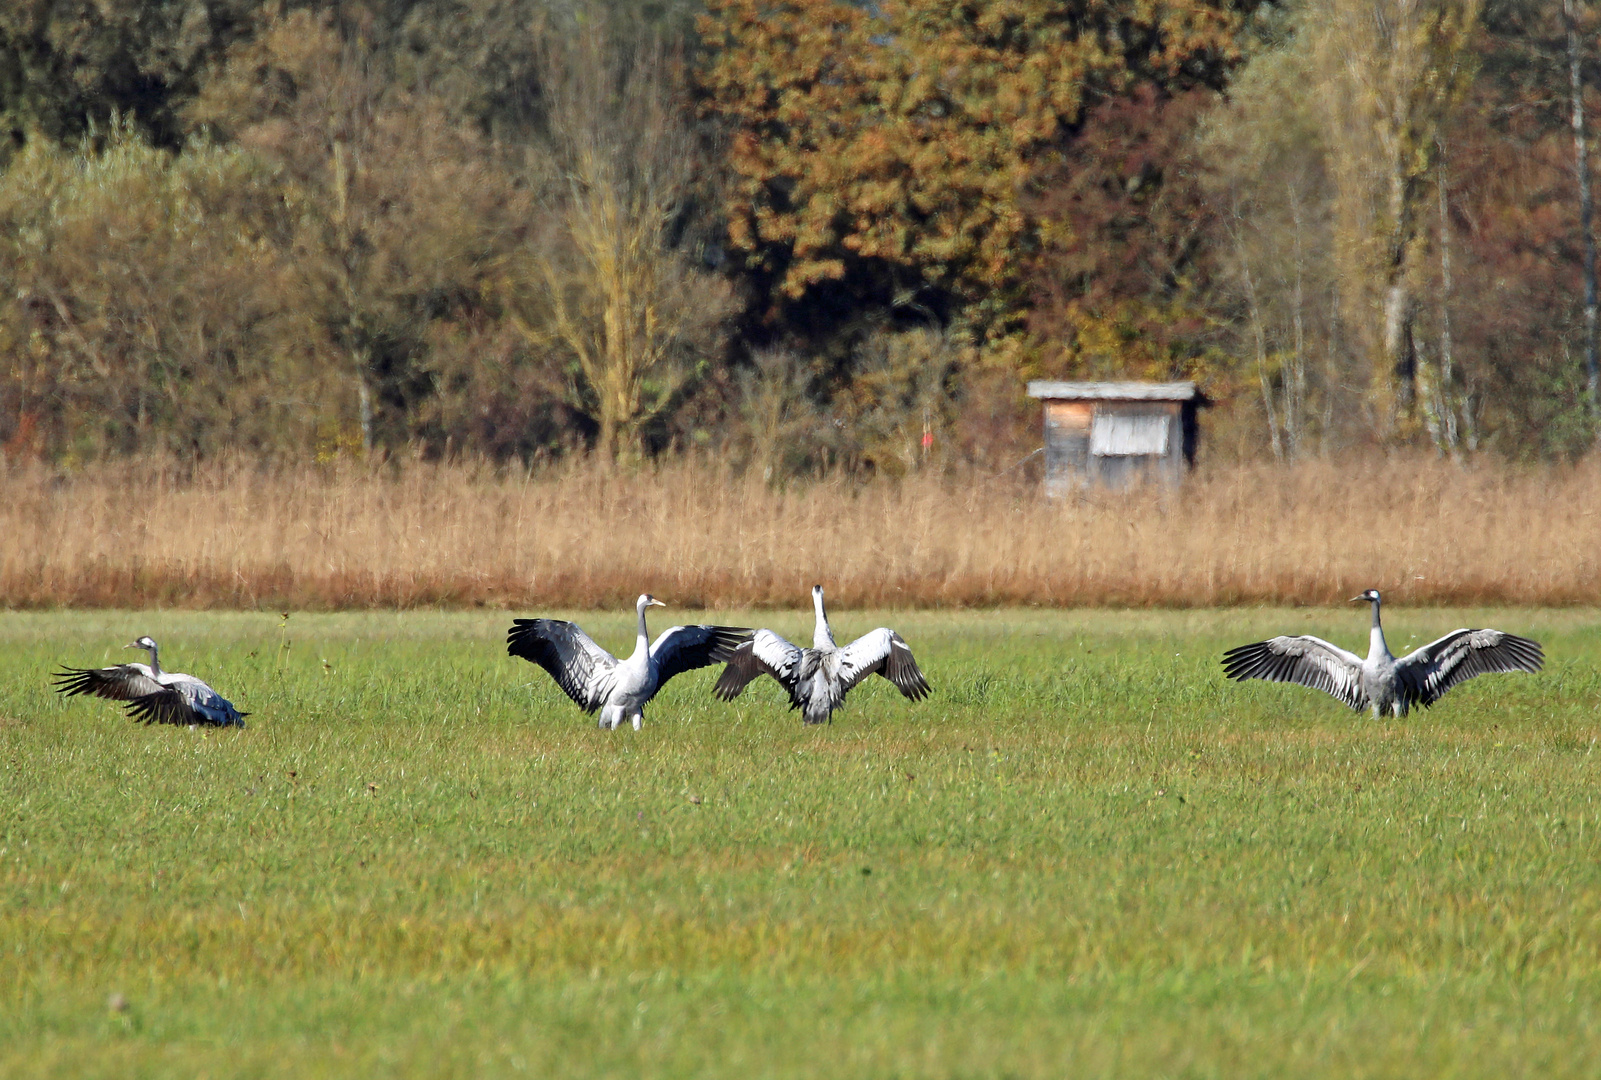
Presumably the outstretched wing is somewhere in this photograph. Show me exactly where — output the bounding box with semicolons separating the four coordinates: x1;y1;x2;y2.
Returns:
835;628;932;701
1221;635;1367;710
714;630;805;704
52;663;163;702
507;618;617;713
1395;629;1543;707
125;676;247;727
650;625;753;686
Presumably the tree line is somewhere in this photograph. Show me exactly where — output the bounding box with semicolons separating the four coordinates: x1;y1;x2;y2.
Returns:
0;0;1595;468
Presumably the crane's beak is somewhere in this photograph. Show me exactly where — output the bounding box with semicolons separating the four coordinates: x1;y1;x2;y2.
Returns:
1348;594;1368;603
649;599;667;608
123;642;139;649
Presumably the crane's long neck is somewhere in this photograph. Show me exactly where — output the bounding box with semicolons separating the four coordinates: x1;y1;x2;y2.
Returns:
812;590;836;650
1367;598;1391;661
145;644;162;677
631;599;652;663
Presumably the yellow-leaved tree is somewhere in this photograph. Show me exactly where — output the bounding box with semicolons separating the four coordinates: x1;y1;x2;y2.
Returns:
501;20;737;463
1313;0;1482;436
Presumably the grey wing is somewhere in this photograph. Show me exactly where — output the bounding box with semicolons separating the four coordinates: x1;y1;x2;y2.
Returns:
1221;635;1367;710
836;628;932;701
714;630;804;703
126;676;247;727
52;662;163;702
507;618;617;713
1395;629;1543;707
651;625;754;686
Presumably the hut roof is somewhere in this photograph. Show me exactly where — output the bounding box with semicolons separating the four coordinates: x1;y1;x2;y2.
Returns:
1026;381;1205;402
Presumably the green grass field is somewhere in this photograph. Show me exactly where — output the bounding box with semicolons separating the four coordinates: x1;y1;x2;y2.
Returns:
2;606;1599;1078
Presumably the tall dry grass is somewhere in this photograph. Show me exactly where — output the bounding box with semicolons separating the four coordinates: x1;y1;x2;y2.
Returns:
2;454;1598;609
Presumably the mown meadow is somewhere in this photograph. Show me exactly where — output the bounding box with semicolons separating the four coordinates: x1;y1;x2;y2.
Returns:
2;606;1599;1077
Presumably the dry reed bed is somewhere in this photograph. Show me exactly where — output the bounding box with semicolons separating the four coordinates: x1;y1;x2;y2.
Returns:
2;455;1598;609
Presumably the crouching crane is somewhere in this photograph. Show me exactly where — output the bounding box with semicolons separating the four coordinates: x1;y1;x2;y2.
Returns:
508;594;751;730
1222;589;1543;717
714;585;930;724
53;636;249;727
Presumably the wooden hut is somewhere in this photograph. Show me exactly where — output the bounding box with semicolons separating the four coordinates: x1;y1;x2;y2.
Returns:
1025;381;1206;493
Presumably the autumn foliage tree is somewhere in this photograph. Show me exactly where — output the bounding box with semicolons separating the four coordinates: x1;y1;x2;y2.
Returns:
5;0;1601;466
1198;0;1599;459
0;121;317;459
0;0;263;148
1025;86;1229;384
1433;0;1601;457
697;0;1253;353
187;8;524;454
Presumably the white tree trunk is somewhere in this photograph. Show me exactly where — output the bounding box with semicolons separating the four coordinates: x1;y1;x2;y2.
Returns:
1567;0;1600;438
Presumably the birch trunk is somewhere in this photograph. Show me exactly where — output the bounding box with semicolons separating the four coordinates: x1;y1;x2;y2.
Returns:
1566;0;1600;438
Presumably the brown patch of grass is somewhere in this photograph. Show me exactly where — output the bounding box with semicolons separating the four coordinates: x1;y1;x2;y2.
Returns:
1;453;1598;609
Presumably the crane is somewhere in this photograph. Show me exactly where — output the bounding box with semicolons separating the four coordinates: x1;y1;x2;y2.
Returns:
1222;589;1542;717
508;594;751;730
714;585;930;724
53;636;249;727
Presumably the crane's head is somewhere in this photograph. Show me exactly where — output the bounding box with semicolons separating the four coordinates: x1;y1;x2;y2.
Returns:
1349;589;1381;604
637;594;666;610
125;636;158;655
812;584;825;601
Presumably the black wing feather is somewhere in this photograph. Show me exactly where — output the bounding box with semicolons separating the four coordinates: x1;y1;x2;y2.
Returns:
713;641;766;701
834;628;932;701
52;664;162;701
123;687;248;727
882;632;931;701
1396;629;1543;707
507;618;615;713
652;625;754;686
714;630;804;705
1221;636;1366;711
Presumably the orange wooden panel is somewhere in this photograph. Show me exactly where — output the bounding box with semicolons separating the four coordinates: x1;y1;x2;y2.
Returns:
1045;401;1093;429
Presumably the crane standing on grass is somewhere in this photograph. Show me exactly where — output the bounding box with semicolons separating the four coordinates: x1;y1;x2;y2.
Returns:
53;636;249;727
714;584;931;724
1221;589;1543;717
508;594;751;730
